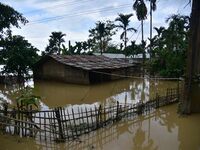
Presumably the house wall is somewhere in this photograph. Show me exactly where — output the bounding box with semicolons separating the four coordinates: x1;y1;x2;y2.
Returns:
64;66;90;84
33;58;138;85
110;69;125;80
34;59;90;84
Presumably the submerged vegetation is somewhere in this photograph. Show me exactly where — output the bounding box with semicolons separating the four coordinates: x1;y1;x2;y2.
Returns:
15;87;40;110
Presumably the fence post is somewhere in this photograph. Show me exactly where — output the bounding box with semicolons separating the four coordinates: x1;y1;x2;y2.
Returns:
96;105;102;128
177;83;180;101
116;101;119;121
137;101;144;115
2;102;8;133
55;108;65;141
29;105;33;137
155;93;159;108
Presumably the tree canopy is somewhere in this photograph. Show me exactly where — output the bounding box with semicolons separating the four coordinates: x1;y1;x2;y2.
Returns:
149;14;190;77
115;13;137;49
89;20;116;54
1;35;39;80
45;31;66;55
0;2;28;37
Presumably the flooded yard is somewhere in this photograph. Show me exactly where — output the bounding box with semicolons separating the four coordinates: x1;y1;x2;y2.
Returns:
0;104;200;150
0;78;199;150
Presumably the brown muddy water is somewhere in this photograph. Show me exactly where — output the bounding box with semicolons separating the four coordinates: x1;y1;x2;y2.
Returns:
0;78;178;108
0;78;200;150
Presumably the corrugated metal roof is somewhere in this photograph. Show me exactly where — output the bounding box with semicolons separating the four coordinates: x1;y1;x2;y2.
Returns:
47;55;134;70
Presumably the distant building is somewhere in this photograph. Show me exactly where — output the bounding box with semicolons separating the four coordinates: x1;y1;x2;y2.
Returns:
33;55;138;84
93;53;146;64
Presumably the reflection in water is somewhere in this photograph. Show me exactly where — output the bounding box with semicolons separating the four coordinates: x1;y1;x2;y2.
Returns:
33;78;178;108
0;104;199;150
0;78;178;108
0;79;199;150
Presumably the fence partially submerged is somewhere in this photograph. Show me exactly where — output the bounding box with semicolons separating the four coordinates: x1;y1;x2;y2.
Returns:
0;88;180;142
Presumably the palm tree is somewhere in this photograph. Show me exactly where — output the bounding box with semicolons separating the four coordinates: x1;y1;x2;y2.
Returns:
46;31;66;55
50;32;66;54
115;13;137;49
148;0;157;59
97;22;106;54
133;0;148;65
89;21;115;55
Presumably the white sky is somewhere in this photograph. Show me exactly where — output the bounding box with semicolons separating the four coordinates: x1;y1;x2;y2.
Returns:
1;0;191;51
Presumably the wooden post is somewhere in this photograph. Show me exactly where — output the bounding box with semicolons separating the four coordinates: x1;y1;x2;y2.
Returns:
39;112;41;140
95;106;98;129
62;108;68;139
17;102;20;135
29;106;33;137
115;101;119;121
155;93;159;108
13;107;18;135
2;102;8;134
85;107;90;132
48;112;52;141
80;107;85;131
66;109;73;138
55;108;65;141
44;112;47;140
97;105;102;127
90;108;94;129
71;108;78;137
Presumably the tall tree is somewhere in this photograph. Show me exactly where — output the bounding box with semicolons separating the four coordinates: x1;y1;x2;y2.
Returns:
0;2;28;64
115;13;137;49
133;0;148;65
45;32;66;55
147;0;157;59
0;2;28;37
1;35;39;81
149;15;189;77
124;41;143;57
89;20;116;54
181;0;200;114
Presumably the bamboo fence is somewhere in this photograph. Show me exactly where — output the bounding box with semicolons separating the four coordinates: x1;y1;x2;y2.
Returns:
0;88;180;142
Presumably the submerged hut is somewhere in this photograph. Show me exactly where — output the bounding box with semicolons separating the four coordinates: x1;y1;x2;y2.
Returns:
33;55;136;84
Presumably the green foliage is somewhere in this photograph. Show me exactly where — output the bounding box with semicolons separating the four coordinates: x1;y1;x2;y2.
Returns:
89;20;116;54
133;0;148;21
124;41;143;57
45;31;66;55
105;44;122;54
0;2;28;37
16;87;40;109
115;13;137;49
149;14;189;77
1;35;39;79
69;41;92;55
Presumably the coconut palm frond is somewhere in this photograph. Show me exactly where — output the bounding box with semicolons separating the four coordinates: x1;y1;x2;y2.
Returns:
152;0;157;11
127;27;137;32
120;32;125;40
133;0;148;21
115;24;124;29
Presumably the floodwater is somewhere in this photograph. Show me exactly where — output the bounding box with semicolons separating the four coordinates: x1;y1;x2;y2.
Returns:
0;78;200;150
33;78;178;108
0;104;200;150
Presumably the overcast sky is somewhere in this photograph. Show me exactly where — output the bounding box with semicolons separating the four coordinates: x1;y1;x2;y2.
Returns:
1;0;191;51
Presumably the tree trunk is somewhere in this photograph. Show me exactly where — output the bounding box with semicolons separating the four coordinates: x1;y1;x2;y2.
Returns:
124;29;127;49
100;38;103;55
149;1;153;60
17;69;23;83
181;0;200;114
141;20;145;76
